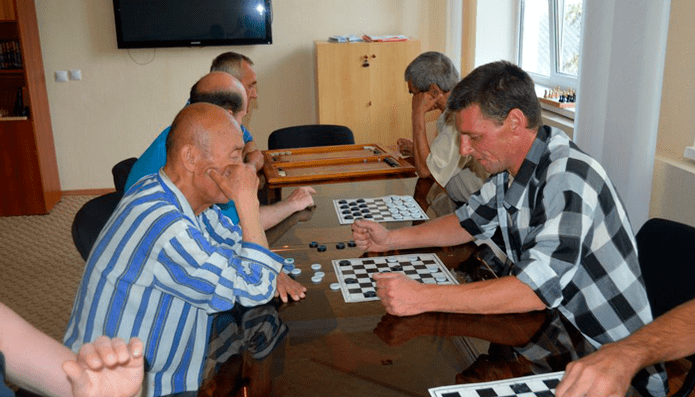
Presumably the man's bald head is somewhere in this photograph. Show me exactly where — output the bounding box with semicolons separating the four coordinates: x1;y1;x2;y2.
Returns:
189;72;247;116
165;102;241;162
164;102;246;214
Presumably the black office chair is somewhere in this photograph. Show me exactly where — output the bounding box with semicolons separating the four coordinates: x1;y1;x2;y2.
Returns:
267;124;354;150
71;157;137;261
636;218;695;397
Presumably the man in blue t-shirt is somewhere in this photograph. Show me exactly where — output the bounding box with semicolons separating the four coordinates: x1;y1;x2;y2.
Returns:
125;71;311;302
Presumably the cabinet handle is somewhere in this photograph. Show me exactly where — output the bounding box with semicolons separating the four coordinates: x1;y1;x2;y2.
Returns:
362;62;370;68
371;54;376;58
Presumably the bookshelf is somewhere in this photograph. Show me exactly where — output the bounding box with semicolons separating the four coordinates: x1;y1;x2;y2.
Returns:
0;0;61;216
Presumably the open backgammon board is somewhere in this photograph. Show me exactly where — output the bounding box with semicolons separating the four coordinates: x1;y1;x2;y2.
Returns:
262;144;416;187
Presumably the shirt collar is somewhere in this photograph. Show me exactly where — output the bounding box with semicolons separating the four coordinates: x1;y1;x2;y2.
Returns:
158;169;198;223
503;125;551;210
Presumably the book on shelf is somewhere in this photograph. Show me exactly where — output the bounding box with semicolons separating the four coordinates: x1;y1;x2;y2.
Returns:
0;40;22;70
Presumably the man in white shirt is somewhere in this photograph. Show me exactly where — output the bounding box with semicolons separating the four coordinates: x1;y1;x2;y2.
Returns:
397;52;489;206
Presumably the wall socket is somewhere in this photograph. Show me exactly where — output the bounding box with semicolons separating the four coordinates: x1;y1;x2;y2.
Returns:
55;71;68;82
69;69;82;80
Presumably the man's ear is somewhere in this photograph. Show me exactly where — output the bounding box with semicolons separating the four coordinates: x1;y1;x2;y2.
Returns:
180;144;198;173
507;108;527;133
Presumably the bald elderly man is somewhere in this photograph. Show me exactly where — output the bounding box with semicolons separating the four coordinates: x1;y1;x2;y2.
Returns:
65;103;284;397
124;72;308;302
125;72;315;235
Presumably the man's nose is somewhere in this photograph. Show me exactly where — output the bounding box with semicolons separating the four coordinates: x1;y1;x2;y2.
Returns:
460;135;474;156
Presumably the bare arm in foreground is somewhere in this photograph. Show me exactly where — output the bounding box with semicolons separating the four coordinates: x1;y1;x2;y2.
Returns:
0;303;144;397
556;298;695;397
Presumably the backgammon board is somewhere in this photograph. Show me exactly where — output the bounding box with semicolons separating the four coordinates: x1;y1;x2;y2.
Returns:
262;144;416;188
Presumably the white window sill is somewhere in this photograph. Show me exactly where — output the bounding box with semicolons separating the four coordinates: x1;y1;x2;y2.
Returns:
541;103;575;139
685;146;695;162
540;102;576;120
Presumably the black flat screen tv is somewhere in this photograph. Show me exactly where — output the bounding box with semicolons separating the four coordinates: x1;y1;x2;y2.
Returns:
113;0;273;49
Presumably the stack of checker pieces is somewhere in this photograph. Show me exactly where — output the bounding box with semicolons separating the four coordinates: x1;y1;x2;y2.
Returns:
333;195;428;225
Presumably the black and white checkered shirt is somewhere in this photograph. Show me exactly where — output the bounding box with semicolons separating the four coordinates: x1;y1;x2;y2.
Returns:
456;125;649;343
455;126;666;395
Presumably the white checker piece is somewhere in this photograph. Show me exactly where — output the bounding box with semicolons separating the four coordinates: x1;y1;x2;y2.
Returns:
428;371;564;397
331;253;458;303
333;195;429;225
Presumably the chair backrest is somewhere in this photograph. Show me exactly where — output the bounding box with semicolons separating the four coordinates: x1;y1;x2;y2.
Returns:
71;192;123;261
636;218;695;397
72;157;137;261
268;125;354;150
636;218;695;318
112;157;137;193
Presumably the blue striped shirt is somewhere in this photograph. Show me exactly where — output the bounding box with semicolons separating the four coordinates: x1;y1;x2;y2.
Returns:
64;170;282;397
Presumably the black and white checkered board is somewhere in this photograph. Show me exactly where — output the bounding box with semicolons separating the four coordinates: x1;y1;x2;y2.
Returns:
428;372;564;397
331;253;457;303
333;195;429;225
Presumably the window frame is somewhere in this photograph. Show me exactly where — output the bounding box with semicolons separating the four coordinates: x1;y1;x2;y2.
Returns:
517;0;581;90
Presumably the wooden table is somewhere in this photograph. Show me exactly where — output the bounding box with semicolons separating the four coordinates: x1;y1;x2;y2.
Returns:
179;179;618;397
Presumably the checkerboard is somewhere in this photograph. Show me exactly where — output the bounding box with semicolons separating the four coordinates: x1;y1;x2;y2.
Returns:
428;372;565;397
331;253;457;303
333;195;429;224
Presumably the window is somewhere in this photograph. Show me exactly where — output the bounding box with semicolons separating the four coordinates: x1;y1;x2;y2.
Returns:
518;0;583;89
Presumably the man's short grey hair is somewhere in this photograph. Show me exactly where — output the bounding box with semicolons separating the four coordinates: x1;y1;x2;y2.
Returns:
404;51;459;92
210;52;254;80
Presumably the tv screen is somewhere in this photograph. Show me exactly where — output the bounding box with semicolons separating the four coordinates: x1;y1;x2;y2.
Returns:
113;0;273;49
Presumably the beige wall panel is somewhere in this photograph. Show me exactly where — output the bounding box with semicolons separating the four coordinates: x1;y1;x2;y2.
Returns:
34;0;442;189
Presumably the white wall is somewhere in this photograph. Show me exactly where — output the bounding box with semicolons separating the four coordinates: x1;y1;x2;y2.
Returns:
649;0;695;228
36;0;446;190
474;0;518;66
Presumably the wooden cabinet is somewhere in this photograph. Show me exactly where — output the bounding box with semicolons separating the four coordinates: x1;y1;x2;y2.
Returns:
0;0;61;216
315;40;420;145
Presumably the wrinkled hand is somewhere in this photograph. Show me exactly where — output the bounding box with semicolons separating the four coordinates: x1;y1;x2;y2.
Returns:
556;342;641;397
276;272;307;303
62;336;145;397
244;150;265;172
351;220;390;252
208;164;259;208
285;186;316;213
373;272;427;316
412;91;442;116
397;138;414;157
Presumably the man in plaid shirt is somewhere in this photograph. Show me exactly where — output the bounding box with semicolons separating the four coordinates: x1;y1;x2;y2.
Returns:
351;61;666;396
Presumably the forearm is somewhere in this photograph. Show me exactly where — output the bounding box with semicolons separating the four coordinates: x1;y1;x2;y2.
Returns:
259;201;300;230
388;214;473;249
612;299;695;369
411;113;432;178
419;276;547;314
237;205;269;248
0;303;75;397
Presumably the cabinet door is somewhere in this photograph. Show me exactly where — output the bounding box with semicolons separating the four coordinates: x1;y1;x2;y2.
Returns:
316;42;372;143
368;41;420;146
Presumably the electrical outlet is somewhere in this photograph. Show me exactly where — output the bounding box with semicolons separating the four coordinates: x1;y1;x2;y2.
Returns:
55;71;68;82
69;69;82;80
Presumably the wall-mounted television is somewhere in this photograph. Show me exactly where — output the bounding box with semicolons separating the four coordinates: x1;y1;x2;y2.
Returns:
112;0;273;49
